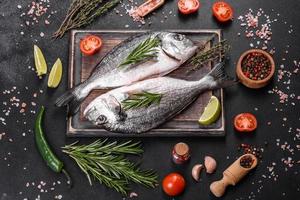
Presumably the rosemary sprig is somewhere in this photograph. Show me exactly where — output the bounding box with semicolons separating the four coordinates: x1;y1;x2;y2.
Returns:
53;0;120;38
122;91;162;110
119;37;160;67
63;139;143;155
187;40;230;73
62;140;158;195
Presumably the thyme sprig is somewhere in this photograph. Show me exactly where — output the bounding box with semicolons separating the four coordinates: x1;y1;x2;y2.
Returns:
122;91;162;110
119;37;160;67
53;0;120;38
62;140;158;195
187;40;230;73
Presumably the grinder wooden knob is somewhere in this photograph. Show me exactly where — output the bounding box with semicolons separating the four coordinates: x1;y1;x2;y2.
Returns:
210;154;258;197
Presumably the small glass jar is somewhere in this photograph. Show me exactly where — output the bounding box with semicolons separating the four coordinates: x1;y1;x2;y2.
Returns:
172;142;191;164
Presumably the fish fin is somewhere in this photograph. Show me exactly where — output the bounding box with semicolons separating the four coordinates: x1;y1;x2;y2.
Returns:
55;89;83;115
208;62;237;88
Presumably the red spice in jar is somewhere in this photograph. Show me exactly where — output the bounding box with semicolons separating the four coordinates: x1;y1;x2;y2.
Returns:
241;52;271;80
172;142;191;164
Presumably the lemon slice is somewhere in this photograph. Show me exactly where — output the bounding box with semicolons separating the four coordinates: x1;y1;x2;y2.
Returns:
48;58;62;88
198;96;221;125
34;45;47;76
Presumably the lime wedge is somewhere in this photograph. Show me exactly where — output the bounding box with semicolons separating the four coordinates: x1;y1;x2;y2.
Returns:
48;58;62;88
198;96;221;125
34;45;47;76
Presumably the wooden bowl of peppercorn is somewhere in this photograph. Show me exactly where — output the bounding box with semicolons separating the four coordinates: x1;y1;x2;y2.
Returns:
236;49;275;89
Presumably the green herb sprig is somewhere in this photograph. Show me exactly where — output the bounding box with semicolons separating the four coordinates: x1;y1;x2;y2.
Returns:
119;37;160;67
122;91;162;110
53;0;120;38
187;40;230;73
62;140;157;195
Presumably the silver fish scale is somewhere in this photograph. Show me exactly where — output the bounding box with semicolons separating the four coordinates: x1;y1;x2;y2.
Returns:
89;32;154;79
74;34;153;95
103;77;210;133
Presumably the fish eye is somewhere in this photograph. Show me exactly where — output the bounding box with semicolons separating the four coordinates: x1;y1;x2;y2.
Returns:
96;115;107;125
173;34;184;41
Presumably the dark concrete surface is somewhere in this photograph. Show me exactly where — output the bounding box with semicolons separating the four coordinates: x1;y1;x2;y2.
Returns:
0;0;299;199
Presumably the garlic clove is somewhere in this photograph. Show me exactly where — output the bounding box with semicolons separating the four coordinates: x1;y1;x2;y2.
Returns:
192;164;203;182
204;156;217;174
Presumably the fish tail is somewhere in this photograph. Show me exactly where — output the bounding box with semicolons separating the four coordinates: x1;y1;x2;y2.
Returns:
55;88;84;115
207;62;237;89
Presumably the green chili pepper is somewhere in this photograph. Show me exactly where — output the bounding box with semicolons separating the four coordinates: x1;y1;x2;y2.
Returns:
35;106;72;187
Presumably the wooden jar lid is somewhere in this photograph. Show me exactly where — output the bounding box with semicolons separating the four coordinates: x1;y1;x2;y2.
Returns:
174;142;189;156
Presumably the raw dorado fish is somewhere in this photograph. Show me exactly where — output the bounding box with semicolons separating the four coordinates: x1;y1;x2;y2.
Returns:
56;32;199;115
84;62;236;134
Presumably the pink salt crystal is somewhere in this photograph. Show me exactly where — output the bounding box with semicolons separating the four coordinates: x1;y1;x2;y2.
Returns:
129;192;138;198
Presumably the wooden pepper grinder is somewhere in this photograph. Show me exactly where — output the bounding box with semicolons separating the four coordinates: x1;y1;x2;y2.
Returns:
210;154;258;197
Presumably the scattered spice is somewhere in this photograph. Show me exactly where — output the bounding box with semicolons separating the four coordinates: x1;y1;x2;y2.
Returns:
237;8;274;50
238;144;263;159
128;7;146;24
267;60;299;106
129;192;138;198
18;0;57;38
19;180;65;199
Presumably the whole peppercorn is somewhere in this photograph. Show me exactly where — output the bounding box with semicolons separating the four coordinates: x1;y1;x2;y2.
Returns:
239;144;263;159
240;155;254;168
241;52;271;80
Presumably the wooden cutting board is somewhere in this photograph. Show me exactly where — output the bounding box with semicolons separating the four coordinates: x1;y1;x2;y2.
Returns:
67;29;225;137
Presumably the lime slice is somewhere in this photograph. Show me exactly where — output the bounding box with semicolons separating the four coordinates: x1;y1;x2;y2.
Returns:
48;58;62;88
198;96;221;125
34;45;47;76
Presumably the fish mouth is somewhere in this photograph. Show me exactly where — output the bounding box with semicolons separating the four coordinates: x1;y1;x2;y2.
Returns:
85;107;107;126
84;107;98;122
161;45;182;61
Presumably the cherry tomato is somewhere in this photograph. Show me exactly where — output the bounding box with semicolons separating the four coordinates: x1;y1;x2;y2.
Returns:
80;35;102;56
178;0;200;15
234;113;257;132
162;173;186;196
212;1;233;22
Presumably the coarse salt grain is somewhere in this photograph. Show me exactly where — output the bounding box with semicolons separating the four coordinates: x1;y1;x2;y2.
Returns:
129;192;138;198
128;7;145;24
237;8;274;50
